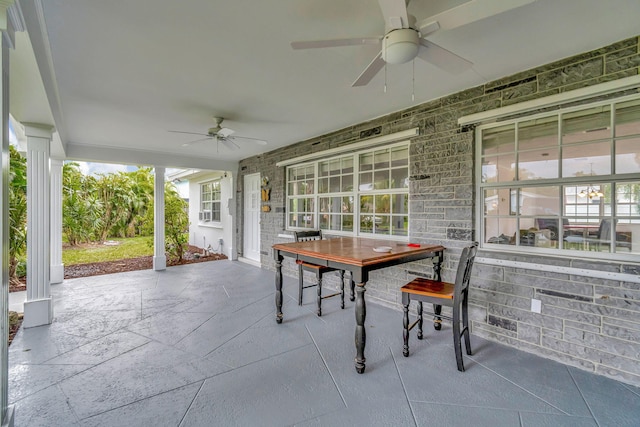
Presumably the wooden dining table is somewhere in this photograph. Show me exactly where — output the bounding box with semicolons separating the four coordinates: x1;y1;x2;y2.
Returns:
272;237;445;373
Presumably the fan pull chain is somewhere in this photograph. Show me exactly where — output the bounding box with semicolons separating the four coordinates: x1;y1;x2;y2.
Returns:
412;59;415;101
384;63;387;93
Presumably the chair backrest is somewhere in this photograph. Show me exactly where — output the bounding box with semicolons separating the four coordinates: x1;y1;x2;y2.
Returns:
598;218;612;241
453;242;479;295
294;230;323;243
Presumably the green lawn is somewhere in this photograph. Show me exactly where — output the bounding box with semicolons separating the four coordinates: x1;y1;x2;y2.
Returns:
63;236;153;265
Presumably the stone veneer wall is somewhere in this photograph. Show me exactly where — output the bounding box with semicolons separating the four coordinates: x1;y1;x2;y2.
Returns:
237;36;640;386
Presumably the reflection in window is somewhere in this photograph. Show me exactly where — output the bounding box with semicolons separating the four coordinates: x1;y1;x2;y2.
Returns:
286;143;409;238
479;95;640;257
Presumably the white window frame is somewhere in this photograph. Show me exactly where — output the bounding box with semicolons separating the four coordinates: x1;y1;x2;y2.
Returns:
199;179;221;224
476;93;640;262
286;141;410;240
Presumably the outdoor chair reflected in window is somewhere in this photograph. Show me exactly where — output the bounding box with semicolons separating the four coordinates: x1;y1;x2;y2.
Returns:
564;219;632;252
401;242;478;372
293;230;352;316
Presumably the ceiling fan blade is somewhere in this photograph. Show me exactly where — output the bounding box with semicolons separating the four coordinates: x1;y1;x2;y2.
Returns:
417;20;440;38
219;138;240;151
168;130;207;137
291;37;382;50
181;137;211;147
230;135;268;145
377;0;409;30
217;127;235;138
352;51;385;87
416;0;535;32
417;39;473;74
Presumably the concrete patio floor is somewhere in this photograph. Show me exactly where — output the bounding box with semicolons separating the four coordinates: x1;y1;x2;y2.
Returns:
8;260;640;426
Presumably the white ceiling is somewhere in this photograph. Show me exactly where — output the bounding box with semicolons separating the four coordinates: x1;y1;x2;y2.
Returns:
10;0;640;171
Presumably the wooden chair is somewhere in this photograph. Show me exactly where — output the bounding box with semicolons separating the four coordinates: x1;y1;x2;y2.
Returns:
401;242;478;371
293;230;347;316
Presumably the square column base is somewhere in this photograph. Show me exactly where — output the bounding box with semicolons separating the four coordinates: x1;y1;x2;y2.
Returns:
153;256;166;271
1;404;15;427
51;263;64;284
23;298;54;328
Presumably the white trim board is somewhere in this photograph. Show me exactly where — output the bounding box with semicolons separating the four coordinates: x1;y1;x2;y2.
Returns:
476;257;640;284
275;128;419;167
458;75;640;126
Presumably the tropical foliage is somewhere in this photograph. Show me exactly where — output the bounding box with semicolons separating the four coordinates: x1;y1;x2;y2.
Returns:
9;146;27;285
8;154;190;282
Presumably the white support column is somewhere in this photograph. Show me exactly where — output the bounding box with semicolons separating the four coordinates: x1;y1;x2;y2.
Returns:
50;159;63;284
153;166;166;271
24;123;54;328
1;2;15;425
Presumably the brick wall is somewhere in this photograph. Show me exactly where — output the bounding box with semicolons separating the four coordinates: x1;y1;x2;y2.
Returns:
238;36;640;386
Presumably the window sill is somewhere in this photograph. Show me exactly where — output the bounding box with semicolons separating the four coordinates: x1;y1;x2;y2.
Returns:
198;222;223;229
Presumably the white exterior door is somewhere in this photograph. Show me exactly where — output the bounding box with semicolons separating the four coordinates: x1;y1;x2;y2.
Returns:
243;173;261;263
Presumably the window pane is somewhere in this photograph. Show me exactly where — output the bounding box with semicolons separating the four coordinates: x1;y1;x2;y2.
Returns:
391;147;408;167
342;196;354;213
318;177;329;193
319;162;329;177
330;176;340;192
342;157;354;174
616;182;640;217
485;217;517;245
374;149;390;169
564;184;610;218
519;117;558;151
482;124;515;155
484;188;511;216
374;170;389;189
360;195;373;213
520;186;560;216
360;153;373;171
519;148;559;180
391;167;409;188
359;172;372;190
342;174;353;192
391;194;408;214
482;153;515;183
615;99;640;137
562;106;611;143
360;215;373;233
392;216;408;236
375;194;390;214
374;215;391;235
342;215;354;232
562;141;611;177
329;159;340;175
615;138;640;174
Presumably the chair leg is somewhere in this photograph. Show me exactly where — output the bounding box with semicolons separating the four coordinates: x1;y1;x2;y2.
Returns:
316;274;322;316
417;301;423;340
297;265;304;306
433;304;442;330
340;270;345;309
350;277;355;301
403;302;410;357
462;292;472;356
452;304;465;372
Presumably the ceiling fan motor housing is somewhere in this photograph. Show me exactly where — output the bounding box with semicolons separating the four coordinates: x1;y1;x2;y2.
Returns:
382;28;419;64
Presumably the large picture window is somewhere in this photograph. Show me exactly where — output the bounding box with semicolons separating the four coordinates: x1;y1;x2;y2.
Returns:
200;180;221;223
287;143;409;238
478;96;640;258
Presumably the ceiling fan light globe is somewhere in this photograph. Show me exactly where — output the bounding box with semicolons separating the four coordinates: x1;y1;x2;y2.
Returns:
382;29;419;64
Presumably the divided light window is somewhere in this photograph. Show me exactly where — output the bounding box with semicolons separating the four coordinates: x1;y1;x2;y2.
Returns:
478;95;640;258
200;180;221;222
287;143;409;238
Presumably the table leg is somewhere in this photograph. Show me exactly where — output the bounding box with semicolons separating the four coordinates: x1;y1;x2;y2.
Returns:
275;255;283;324
355;282;366;374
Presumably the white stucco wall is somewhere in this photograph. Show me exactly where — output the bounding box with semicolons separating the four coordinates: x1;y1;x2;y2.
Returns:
187;172;235;259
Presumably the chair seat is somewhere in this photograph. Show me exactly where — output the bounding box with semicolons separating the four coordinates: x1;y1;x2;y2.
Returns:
296;260;335;274
401;278;454;300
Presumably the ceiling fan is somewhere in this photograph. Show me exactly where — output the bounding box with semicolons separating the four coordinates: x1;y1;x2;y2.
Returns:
169;117;267;150
291;0;535;87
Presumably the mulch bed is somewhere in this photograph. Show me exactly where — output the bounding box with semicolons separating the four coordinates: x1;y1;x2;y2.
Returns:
8;244;226;345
